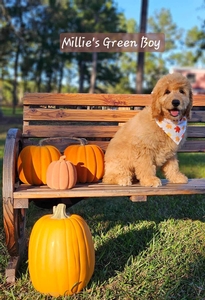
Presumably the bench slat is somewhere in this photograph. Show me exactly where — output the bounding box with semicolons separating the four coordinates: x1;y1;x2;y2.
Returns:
191;111;205;123
23;107;137;122
180;140;205;152
23;107;205;124
187;126;205;137
23;125;119;138
22;125;205;139
22;138;205;153
13;179;205;199
22;93;205;107
85;140;205;152
23;93;152;107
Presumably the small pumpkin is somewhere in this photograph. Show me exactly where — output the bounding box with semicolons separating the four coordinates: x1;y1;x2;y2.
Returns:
17;144;61;185
28;203;95;297
64;139;104;183
46;155;77;189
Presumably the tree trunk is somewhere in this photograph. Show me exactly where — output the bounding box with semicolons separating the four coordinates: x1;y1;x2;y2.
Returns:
89;52;97;93
136;0;148;94
58;62;64;93
13;43;20;114
78;59;85;93
46;72;52;92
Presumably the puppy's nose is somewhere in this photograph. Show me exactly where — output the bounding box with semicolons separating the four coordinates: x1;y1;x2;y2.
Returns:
172;99;180;107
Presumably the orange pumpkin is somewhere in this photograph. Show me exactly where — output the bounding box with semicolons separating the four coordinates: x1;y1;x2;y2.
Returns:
28;203;95;297
17;145;61;185
64;140;104;183
46;155;77;189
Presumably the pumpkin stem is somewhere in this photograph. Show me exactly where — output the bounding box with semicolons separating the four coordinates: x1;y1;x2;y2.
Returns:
77;138;88;145
69;137;88;145
39;137;88;146
51;204;70;219
60;155;66;161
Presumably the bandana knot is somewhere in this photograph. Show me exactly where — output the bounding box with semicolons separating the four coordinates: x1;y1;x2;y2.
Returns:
155;117;187;145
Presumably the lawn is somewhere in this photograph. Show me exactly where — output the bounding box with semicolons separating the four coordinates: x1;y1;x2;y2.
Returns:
0;110;205;299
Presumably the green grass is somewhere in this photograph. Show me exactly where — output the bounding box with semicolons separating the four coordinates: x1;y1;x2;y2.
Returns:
0;110;205;299
1;105;23;117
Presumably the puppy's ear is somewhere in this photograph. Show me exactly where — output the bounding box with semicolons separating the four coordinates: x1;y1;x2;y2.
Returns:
185;89;193;119
151;91;163;120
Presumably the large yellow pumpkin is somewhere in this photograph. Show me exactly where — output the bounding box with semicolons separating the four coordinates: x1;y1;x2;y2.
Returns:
17;145;61;185
46;155;77;189
28;204;95;297
64;140;104;183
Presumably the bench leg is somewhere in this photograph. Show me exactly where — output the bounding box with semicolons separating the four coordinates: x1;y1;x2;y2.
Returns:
5;256;21;283
3;199;27;283
130;195;147;202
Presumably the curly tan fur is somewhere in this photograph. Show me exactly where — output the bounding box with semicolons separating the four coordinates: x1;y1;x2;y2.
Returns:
103;73;193;187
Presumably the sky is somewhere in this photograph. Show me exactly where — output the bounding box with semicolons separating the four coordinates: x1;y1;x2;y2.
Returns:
116;0;205;32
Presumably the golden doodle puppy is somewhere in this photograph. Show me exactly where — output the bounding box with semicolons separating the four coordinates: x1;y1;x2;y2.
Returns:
103;73;193;187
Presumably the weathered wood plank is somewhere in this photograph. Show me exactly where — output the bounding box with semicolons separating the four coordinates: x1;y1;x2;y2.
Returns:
14;199;29;209
180;140;205;152
3;129;23;256
190;111;205;123
22;93;152;107
187;126;205;137
21;138;205;152
22;93;205;107
23;107;137;122
6;256;20;283
94;140;205;152
22;125;205;139
22;125;120;138
23;107;205;124
13;179;205;200
130;195;147;202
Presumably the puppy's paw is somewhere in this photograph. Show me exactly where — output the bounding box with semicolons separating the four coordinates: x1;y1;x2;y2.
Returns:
169;173;188;184
118;177;132;186
140;176;162;187
103;175;132;186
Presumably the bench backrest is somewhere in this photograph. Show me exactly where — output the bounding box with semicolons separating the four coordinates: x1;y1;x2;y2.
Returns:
22;93;205;153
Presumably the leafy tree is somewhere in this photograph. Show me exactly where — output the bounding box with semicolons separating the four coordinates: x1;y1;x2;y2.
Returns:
0;0;27;113
73;0;125;93
143;8;183;89
185;26;205;64
22;0;75;92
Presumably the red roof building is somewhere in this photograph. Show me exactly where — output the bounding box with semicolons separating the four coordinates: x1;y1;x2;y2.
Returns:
171;67;205;94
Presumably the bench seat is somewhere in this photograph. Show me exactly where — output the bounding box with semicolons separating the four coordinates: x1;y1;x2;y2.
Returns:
13;179;205;206
2;92;205;283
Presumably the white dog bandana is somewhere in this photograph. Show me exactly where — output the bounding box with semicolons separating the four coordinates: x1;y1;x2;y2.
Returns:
155;117;187;145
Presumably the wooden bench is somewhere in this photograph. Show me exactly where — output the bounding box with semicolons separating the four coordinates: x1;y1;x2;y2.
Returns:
2;92;205;283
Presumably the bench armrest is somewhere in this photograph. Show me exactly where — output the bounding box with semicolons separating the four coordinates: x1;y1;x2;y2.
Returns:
2;128;23;255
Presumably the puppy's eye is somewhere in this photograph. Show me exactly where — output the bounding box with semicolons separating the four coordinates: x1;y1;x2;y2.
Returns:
179;89;185;94
165;89;170;94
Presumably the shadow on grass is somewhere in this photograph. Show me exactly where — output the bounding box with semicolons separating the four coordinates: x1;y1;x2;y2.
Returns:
71;194;205;228
92;225;156;284
69;195;205;285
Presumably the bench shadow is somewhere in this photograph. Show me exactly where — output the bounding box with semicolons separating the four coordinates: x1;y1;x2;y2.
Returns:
73;194;205;226
70;194;205;284
92;225;156;284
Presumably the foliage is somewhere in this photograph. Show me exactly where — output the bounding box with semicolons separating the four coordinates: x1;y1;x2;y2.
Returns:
0;0;125;103
0;1;204;107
